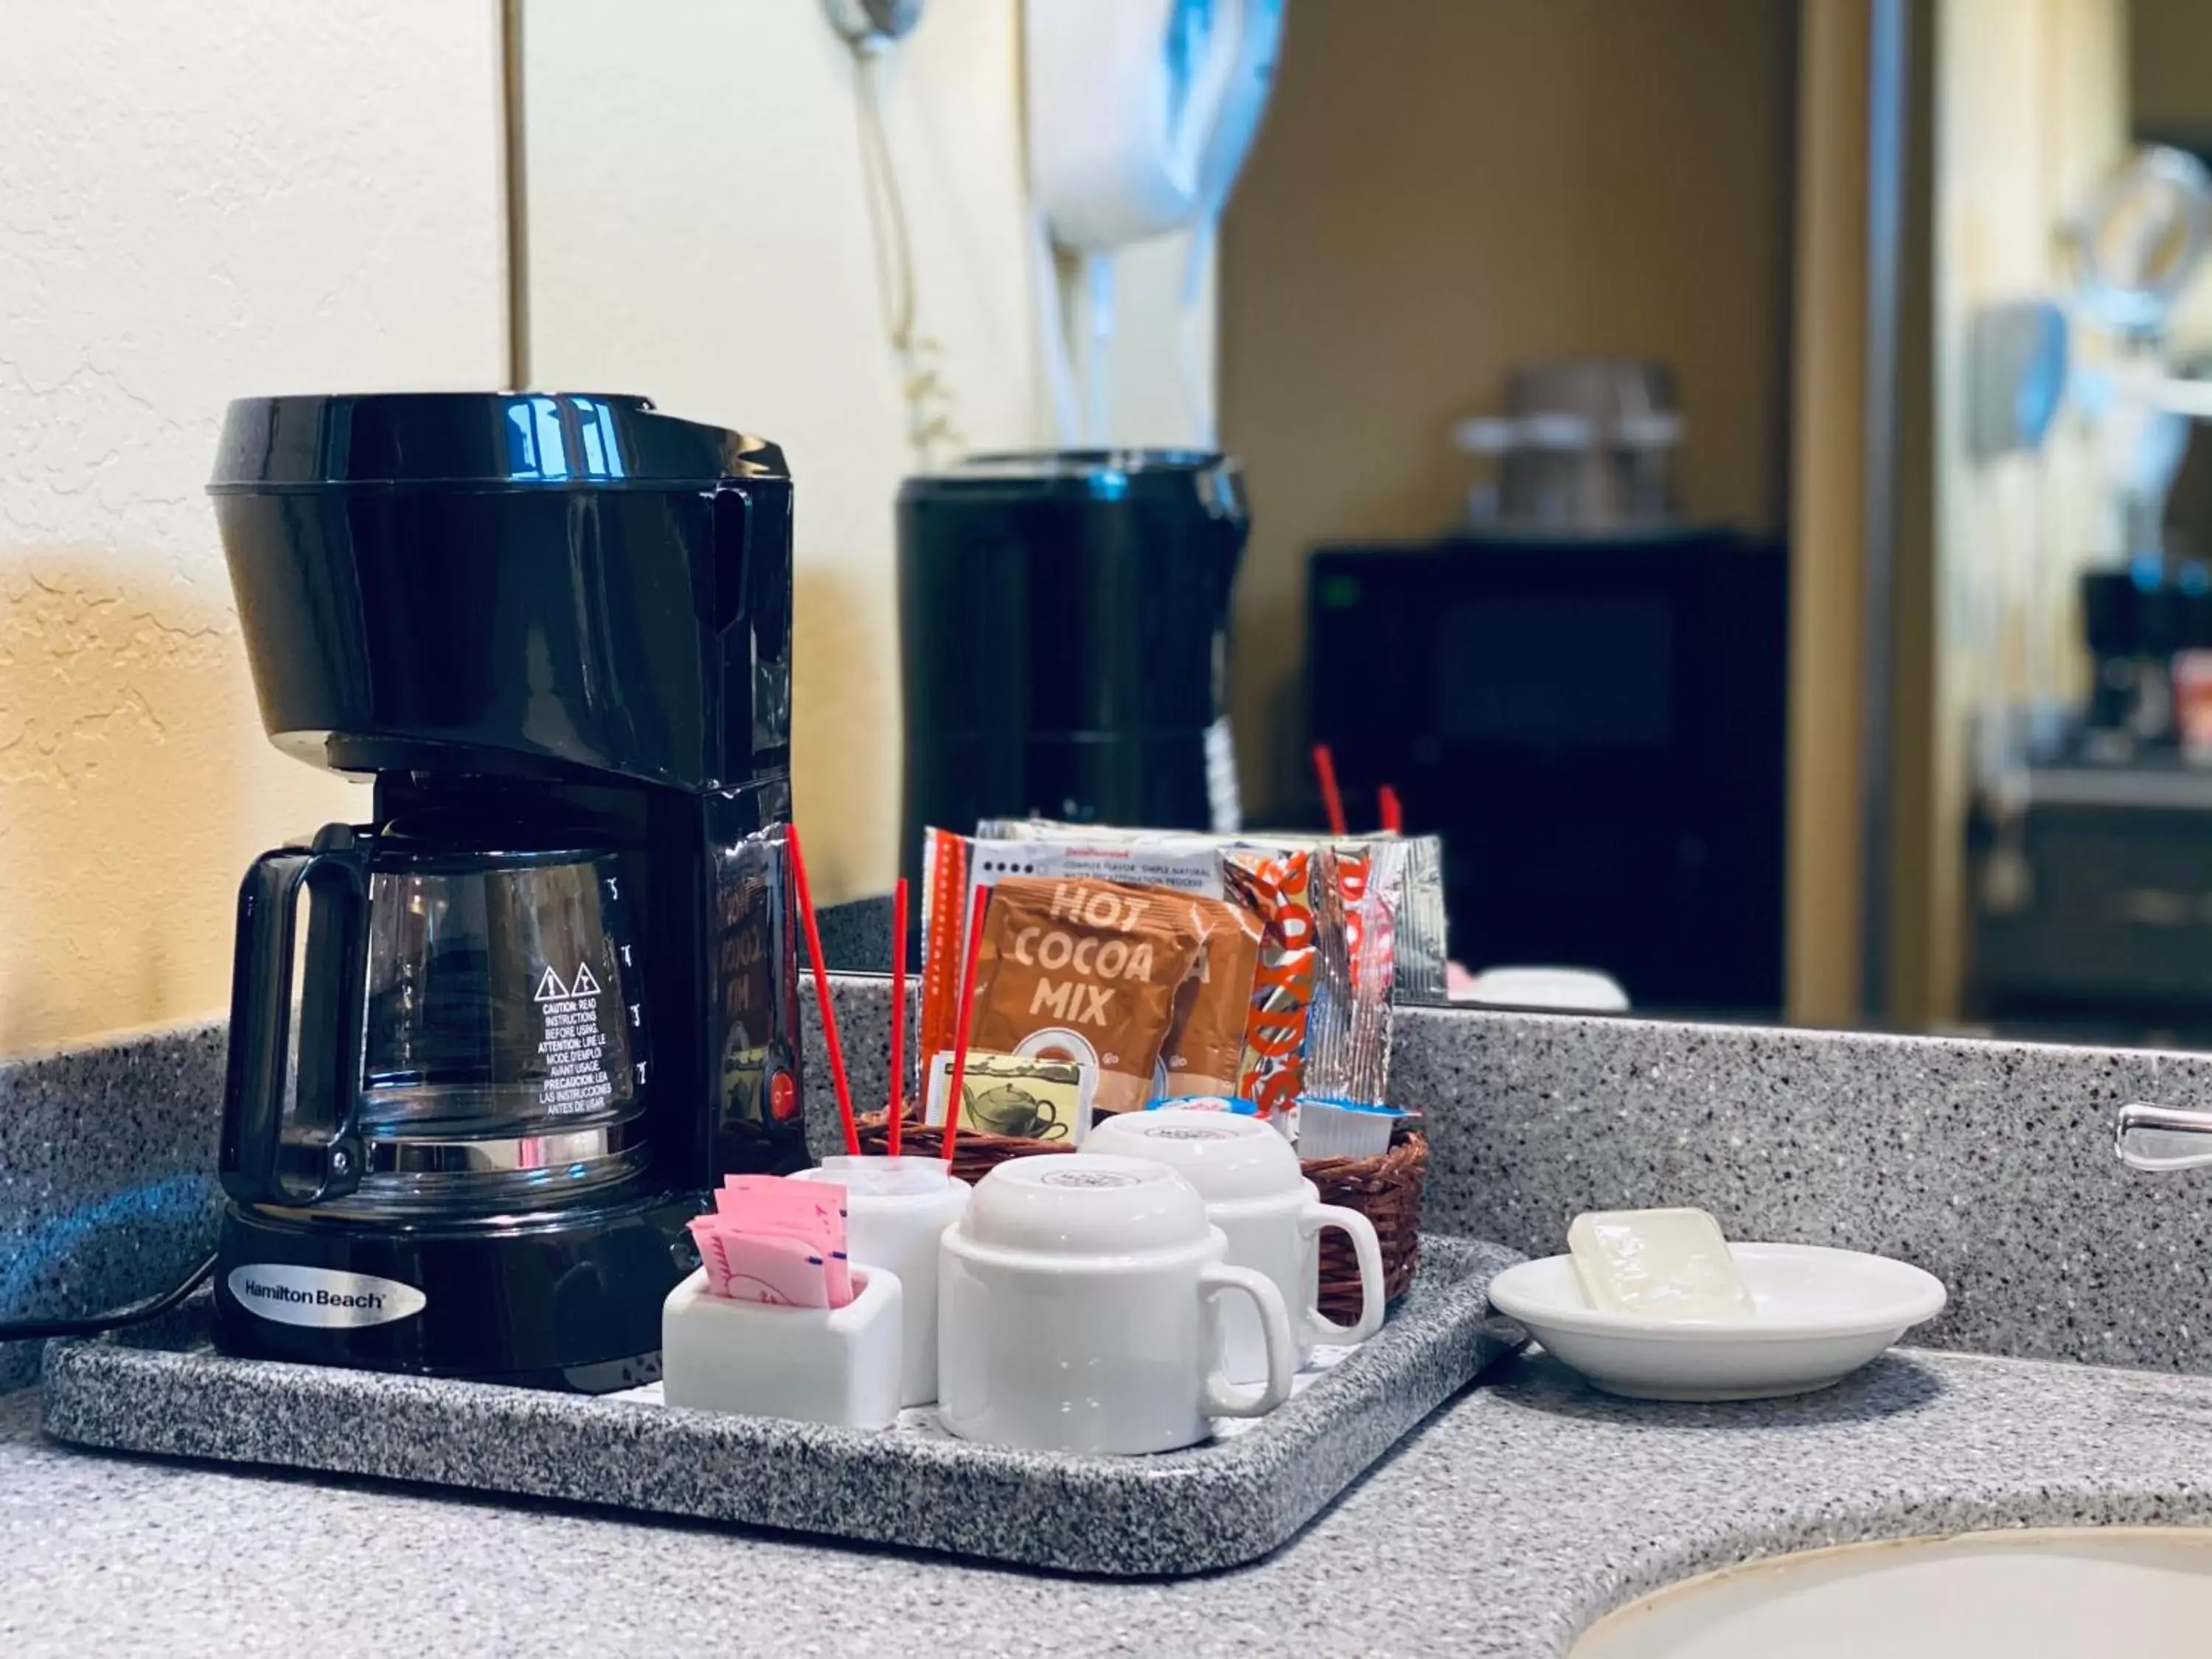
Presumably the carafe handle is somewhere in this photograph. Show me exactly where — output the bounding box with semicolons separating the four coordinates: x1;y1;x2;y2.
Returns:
220;825;372;1207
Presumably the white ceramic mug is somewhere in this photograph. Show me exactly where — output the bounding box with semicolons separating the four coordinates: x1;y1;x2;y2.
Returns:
790;1157;971;1407
937;1152;1297;1454
1087;1108;1385;1382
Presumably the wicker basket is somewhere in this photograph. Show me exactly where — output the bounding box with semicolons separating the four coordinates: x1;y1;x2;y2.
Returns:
855;1113;1426;1324
1303;1127;1427;1320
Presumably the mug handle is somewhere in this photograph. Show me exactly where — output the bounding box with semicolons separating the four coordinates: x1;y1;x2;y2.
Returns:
1198;1263;1295;1419
1299;1203;1385;1348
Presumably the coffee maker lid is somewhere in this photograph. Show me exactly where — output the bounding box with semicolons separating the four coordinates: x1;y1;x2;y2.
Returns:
901;448;1241;507
209;392;788;492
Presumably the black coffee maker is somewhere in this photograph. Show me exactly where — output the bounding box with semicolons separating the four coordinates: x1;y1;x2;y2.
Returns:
897;451;1249;889
207;392;803;1391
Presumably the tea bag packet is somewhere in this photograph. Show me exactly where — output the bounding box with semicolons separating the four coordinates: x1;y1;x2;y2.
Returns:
923;1049;1097;1143
1309;841;1408;1106
964;877;1207;1116
1293;844;1412;1156
1301;844;1408;1105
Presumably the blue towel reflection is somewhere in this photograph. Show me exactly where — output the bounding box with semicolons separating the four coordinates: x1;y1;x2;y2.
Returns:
0;1175;220;1318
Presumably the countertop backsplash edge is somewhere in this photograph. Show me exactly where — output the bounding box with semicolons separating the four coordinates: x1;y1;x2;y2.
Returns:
14;981;2212;1391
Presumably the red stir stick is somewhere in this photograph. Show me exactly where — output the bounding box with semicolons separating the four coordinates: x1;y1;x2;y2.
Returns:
1378;783;1404;835
887;877;908;1156
787;824;860;1156
1312;742;1348;837
940;885;992;1163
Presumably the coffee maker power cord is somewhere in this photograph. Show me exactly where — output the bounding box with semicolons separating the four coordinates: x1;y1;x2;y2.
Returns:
0;1252;217;1344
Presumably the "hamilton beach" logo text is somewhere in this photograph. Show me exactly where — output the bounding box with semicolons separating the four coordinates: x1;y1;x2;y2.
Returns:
239;1277;389;1312
226;1264;427;1329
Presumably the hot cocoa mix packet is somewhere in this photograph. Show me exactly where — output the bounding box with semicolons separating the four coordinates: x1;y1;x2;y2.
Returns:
918;825;1226;1072
966;877;1206;1116
1158;891;1264;1099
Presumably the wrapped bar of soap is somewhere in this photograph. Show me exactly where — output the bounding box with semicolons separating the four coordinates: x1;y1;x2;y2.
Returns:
1567;1207;1756;1320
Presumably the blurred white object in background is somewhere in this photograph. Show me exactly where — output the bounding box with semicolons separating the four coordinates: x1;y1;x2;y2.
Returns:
2064;146;2212;563
2068;145;2212;341
1450;964;1632;1013
1452;359;1683;532
1025;0;1285;445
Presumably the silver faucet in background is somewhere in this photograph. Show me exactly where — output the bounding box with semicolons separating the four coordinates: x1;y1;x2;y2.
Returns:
2115;1103;2212;1172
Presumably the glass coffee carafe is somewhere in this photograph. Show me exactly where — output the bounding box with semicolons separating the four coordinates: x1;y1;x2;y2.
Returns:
222;824;653;1219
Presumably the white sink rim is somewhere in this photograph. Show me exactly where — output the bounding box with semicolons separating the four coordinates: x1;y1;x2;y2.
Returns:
1570;1525;2212;1659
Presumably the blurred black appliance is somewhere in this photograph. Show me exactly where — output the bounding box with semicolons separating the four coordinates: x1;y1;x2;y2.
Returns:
1971;764;2212;1044
1968;563;2212;1042
1309;529;1786;1015
208;392;802;1391
897;451;1248;882
2079;563;2212;757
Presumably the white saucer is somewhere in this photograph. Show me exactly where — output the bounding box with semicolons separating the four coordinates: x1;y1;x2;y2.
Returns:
1486;1242;1947;1402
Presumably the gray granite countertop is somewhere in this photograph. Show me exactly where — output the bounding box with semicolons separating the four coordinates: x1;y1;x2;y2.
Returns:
12;1344;2212;1658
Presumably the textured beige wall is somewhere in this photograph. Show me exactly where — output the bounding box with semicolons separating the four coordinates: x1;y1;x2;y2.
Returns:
1219;0;1799;817
0;1;507;1054
2132;0;2212;142
2135;0;2212;354
521;0;1208;905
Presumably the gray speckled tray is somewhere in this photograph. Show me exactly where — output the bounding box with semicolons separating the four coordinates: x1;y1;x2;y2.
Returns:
40;1237;1522;1576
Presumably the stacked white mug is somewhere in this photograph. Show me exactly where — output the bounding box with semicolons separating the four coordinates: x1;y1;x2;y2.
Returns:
1086;1107;1385;1381
936;1152;1297;1454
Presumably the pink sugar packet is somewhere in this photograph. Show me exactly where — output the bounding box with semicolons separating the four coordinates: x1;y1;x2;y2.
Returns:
690;1176;855;1307
688;1217;840;1308
714;1177;852;1303
717;1175;846;1237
